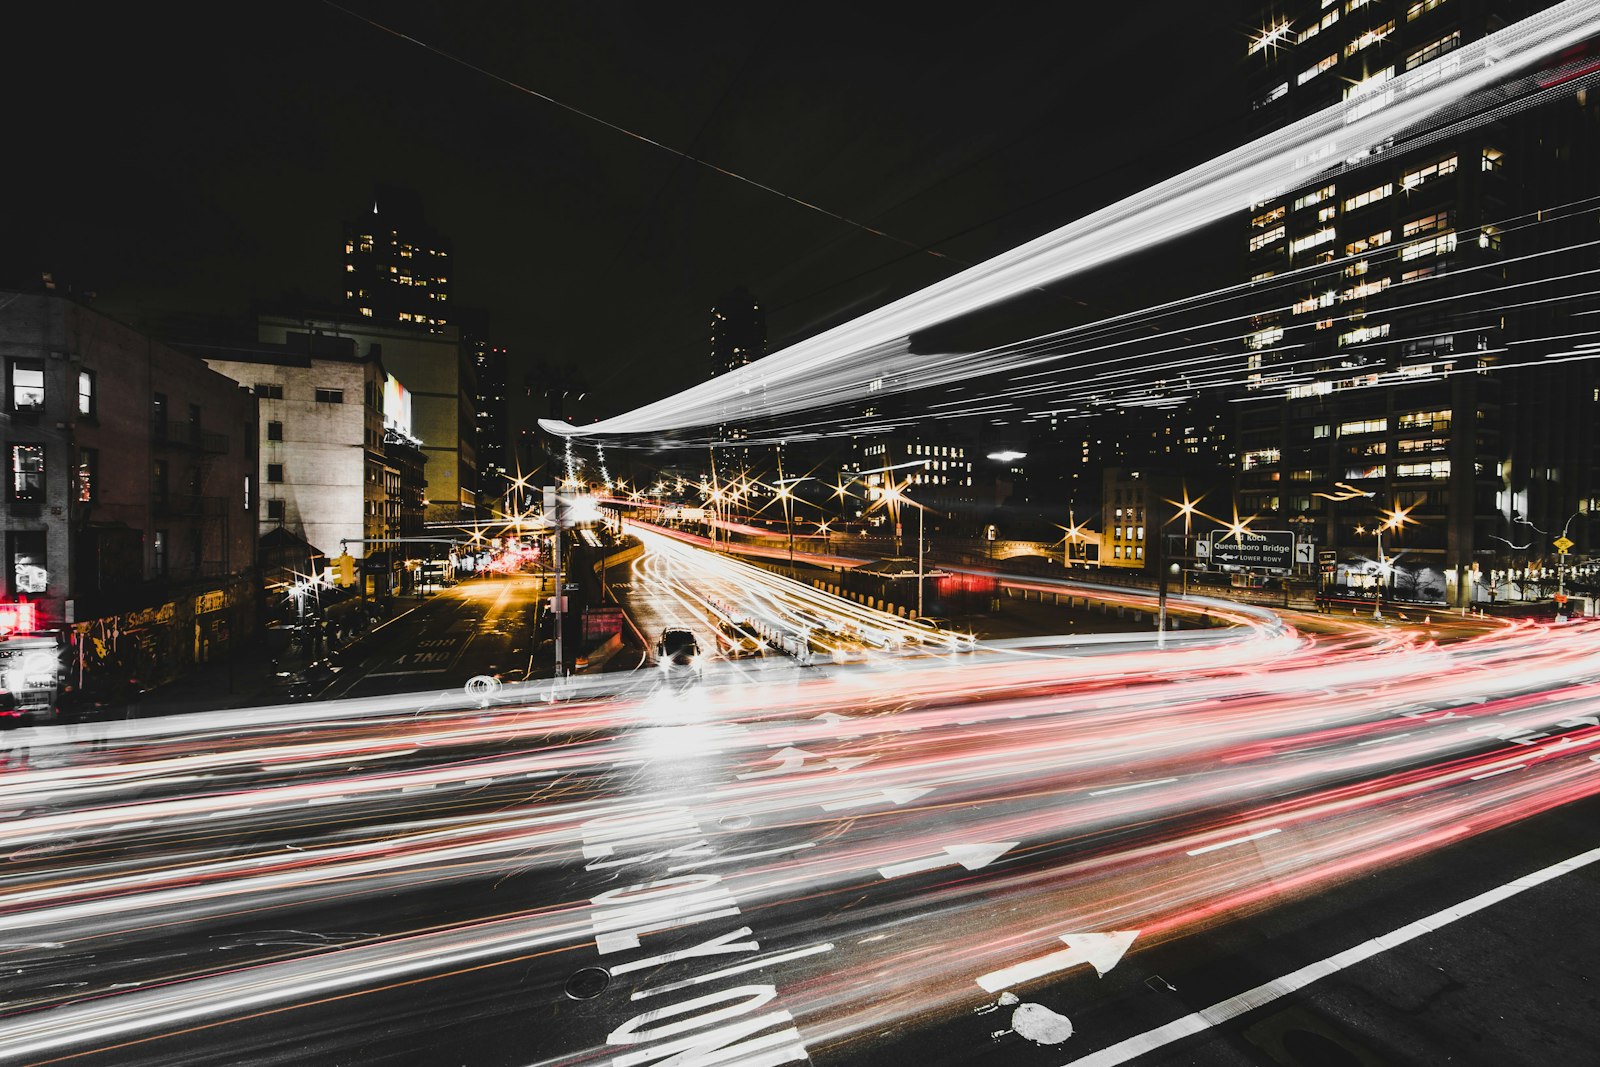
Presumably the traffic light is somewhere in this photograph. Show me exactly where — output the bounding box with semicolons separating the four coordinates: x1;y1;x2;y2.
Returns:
334;553;356;587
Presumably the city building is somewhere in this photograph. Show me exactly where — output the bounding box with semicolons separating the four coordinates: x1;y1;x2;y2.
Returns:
709;285;768;380
1237;0;1600;606
380;375;428;595
459;308;510;513
709;286;769;476
838;431;977;538
342;184;452;334
0;292;257;688
1099;467;1179;570
256;311;476;523
195;331;397;591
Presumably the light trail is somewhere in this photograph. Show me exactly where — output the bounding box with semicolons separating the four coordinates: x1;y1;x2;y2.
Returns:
4;559;1600;1061
543;2;1600;441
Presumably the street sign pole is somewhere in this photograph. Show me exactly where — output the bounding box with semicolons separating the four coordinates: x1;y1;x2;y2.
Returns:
1554;535;1574;622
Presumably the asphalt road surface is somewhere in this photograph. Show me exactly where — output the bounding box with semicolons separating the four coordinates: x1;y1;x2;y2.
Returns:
2;562;1599;1066
319;573;547;699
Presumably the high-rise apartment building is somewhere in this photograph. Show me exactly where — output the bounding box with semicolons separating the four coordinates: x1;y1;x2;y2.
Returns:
1237;0;1600;606
342;185;452;334
708;286;770;483
709;285;767;379
457;308;510;512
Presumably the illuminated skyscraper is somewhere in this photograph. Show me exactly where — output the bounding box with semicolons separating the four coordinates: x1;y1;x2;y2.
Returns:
709;285;767;380
342;184;452;334
1235;0;1600;608
709;286;769;478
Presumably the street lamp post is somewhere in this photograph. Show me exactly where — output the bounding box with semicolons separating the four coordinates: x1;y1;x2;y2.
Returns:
882;480;929;618
1373;521;1386;621
1370;505;1413;621
916;502;926;618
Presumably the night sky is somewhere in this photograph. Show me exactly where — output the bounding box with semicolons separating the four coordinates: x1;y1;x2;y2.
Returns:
5;2;1248;423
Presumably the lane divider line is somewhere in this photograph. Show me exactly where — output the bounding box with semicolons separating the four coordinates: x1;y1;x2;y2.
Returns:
1064;842;1600;1067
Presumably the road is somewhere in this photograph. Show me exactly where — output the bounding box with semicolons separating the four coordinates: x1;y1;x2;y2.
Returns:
318;573;547;699
2;542;1598;1066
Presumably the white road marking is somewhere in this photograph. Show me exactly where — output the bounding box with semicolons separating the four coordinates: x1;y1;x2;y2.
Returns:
1356;733;1411;746
1088;778;1178;797
1470;765;1525;781
976;931;1139;993
1063;843;1600;1067
668;844;816;872
821;787;933;811
630;943;834;1000
1185;828;1281;857
879;841;1016;880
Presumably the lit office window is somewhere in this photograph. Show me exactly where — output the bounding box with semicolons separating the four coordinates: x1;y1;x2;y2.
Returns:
1406;31;1460;70
1400;155;1458;189
1343;183;1393;211
1298;53;1338;85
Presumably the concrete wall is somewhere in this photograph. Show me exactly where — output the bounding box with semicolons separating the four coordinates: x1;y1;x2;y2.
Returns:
257;315;474;522
205;356;383;560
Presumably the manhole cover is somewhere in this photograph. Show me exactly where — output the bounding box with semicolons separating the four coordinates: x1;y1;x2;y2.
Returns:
565;967;611;1000
718;814;752;830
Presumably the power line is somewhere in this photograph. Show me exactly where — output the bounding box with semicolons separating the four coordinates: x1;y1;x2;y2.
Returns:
320;1;960;265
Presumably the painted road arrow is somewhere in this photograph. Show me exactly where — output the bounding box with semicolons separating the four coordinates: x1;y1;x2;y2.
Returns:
878;841;1017;880
812;712;861;737
975;930;1140;993
820;787;933;811
738;747;877;780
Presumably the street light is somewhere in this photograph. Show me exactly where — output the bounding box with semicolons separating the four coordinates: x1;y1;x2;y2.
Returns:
880;480;929;618
1371;504;1413;621
1171;490;1201;598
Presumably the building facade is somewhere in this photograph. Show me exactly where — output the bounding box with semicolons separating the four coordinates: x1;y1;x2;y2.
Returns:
838;431;977;536
459;308;510;513
1238;0;1600;605
257;312;476;523
343;184;452;334
0;292;257;686
198;332;389;565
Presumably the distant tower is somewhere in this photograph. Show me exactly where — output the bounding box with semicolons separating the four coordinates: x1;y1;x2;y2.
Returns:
709;286;769;480
342;184;453;333
709;285;767;379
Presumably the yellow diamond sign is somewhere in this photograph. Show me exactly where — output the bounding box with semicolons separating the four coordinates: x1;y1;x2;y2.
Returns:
1554;536;1575;554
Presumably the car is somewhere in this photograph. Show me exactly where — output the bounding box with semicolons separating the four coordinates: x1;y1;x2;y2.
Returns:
911;617;976;651
718;619;765;658
656;627;702;672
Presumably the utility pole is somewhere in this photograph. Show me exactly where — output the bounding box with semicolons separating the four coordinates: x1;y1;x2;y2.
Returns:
1155;523;1169;649
917;503;926;618
777;448;794;566
554;518;564;682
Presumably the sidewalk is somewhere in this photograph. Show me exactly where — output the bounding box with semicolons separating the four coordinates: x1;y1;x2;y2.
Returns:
79;589;454;723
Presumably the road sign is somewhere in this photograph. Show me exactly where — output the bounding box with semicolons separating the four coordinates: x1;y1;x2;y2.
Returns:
1209;529;1295;572
1554;536;1575;553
